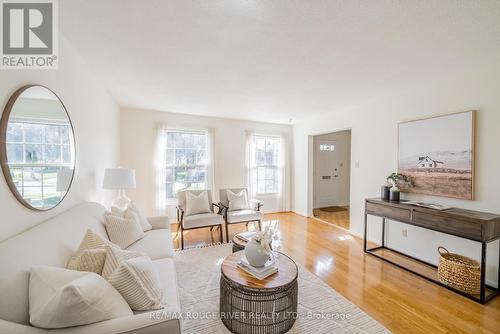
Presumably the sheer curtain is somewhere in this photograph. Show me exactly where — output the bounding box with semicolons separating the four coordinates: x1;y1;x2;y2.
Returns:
246;130;290;212
154;124;168;215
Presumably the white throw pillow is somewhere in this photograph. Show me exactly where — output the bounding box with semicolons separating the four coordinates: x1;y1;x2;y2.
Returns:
185;191;211;216
125;202;153;232
29;266;132;329
107;256;164;311
227;189;249;211
102;246;144;280
105;212;145;248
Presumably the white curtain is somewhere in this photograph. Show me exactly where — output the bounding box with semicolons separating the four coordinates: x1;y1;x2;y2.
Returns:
246;130;291;212
154;123;168;215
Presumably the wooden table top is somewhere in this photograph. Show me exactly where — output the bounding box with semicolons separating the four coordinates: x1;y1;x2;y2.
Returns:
232;234;248;248
221;251;298;289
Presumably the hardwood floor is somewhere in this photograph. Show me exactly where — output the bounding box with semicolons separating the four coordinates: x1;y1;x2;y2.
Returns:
313;206;350;229
171;212;500;334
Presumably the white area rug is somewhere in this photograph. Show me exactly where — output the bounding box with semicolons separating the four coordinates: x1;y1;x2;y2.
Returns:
174;244;390;333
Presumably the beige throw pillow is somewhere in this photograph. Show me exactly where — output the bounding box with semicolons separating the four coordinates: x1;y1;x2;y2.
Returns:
185;191;211;216
66;229;116;275
29;266;132;329
102;245;145;280
67;249;107;274
227;189;249;211
126;202;153;232
105;212;145;248
107;256;164;311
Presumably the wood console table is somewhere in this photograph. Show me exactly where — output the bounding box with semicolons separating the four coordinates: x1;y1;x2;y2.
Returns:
364;198;500;304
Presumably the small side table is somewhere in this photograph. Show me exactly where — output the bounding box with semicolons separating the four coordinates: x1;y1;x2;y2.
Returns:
220;251;298;334
231;234;248;253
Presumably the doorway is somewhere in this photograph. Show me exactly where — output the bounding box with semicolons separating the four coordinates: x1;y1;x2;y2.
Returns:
312;130;351;229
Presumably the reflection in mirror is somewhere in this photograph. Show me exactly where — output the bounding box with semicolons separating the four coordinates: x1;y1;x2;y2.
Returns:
1;86;75;210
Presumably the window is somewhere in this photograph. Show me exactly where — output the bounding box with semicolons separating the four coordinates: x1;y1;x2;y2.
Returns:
250;134;281;195
6;120;73;208
319;144;335;151
164;130;208;199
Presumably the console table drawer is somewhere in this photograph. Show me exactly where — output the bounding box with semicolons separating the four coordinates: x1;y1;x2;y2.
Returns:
366;203;410;222
412;211;482;240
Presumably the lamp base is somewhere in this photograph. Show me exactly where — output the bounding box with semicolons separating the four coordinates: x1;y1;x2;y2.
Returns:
111;193;131;210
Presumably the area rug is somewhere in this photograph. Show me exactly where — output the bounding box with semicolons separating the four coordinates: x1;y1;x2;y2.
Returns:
319;206;348;213
174;244;390;333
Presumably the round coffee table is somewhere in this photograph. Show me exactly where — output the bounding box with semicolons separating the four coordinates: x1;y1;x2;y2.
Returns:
220;251;298;334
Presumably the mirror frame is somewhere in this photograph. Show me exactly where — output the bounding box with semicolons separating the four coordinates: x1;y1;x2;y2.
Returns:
0;85;76;211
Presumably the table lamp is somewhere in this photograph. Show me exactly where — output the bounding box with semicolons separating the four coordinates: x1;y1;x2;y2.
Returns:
103;167;136;210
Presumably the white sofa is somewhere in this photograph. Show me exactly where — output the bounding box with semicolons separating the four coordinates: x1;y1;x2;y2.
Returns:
0;202;181;334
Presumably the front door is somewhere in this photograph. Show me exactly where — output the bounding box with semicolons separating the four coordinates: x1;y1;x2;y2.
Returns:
314;139;342;208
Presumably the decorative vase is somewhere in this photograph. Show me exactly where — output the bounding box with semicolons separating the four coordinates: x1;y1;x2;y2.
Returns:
390;186;400;201
245;237;271;267
381;184;391;200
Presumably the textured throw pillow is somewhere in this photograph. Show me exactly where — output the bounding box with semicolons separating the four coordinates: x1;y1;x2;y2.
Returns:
29;266;132;329
107;256;164;311
125;202;153;232
105;212;145;248
67;249;107;274
185;191;211;216
102;245;145;280
227;189;249;211
66;229;117;275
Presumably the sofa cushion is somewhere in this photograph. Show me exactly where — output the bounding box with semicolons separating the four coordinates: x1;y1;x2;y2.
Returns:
227;209;263;223
126;202;153;232
29;266;132;329
105;213;145;248
66;229;117;274
127;229;174;260
183;212;223;229
67;248;107;275
102;246;144;280
151;258;181;313
107;256;164;311
0;202;110;325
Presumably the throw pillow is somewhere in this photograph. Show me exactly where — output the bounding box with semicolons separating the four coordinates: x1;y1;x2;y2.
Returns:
67;248;107;274
66;229;117;275
185;191;211;216
29;266;132;329
104;212;145;249
227;189;249;211
102;245;145;280
107;256;164;311
125;202;153;232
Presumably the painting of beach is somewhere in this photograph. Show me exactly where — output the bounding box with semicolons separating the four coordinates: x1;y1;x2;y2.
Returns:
398;111;475;200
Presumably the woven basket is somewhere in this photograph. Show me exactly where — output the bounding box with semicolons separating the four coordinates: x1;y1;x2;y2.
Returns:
437;247;480;295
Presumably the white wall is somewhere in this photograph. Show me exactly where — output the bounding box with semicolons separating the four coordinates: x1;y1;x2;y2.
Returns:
313;130;351;208
0;36;120;242
120;108;292;219
293;66;500;286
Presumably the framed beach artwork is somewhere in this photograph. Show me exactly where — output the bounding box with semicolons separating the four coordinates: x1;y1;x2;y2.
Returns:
398;111;475;200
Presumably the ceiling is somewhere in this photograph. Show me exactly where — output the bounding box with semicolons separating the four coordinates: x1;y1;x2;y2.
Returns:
61;0;500;124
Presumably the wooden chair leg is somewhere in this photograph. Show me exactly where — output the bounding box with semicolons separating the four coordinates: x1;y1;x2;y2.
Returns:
225;222;229;243
219;224;223;244
258;220;262;231
245;222;249;231
180;225;184;250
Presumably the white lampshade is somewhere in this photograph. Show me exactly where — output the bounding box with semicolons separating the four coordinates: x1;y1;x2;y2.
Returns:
56;168;74;192
103;168;136;190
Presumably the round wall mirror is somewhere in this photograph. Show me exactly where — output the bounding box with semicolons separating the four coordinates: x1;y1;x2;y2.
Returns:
0;85;75;211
